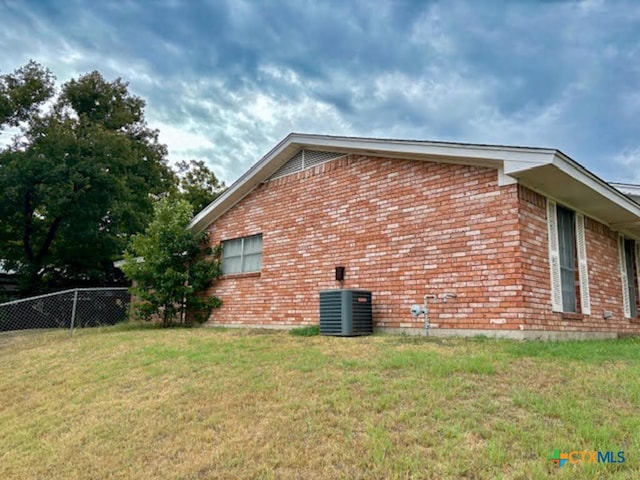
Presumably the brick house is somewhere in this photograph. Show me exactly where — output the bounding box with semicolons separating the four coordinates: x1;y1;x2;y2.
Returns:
190;134;640;339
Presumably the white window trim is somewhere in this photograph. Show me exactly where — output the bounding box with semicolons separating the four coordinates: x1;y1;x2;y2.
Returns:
575;214;591;315
547;199;563;312
547;199;591;314
618;234;631;318
636;242;640;311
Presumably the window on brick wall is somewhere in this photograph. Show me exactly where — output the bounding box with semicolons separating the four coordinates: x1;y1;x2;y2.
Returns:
547;200;590;314
557;206;577;312
222;234;262;274
618;236;639;318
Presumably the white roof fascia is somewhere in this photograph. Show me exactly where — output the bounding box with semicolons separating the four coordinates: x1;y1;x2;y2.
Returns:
189;134;295;232
551;153;640;218
290;134;557;165
188;133;640;233
189;133;558;232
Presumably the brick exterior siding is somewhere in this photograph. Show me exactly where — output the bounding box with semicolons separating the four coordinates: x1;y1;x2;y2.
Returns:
202;154;640;335
518;188;640;334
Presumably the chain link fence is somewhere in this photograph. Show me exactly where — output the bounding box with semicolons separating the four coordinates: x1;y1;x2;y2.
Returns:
0;288;130;334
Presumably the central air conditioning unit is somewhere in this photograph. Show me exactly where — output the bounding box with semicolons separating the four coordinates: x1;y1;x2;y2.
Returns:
319;289;373;336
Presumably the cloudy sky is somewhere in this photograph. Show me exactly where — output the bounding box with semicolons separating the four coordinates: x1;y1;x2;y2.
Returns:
1;0;640;184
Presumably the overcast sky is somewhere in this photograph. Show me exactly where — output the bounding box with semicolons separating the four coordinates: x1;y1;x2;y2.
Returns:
1;0;640;184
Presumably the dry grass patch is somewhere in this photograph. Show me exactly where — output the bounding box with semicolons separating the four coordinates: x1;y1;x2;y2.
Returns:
1;326;639;479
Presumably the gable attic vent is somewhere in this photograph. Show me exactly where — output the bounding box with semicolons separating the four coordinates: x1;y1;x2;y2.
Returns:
269;149;346;180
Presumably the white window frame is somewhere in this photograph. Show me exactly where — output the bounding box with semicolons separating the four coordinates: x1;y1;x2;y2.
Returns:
619;235;639;319
547;200;563;312
575;214;591;315
546;199;591;314
637;242;640;316
222;234;262;275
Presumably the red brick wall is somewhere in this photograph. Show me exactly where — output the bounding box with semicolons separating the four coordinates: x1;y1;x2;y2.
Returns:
202;155;640;334
518;186;640;334
204;155;526;330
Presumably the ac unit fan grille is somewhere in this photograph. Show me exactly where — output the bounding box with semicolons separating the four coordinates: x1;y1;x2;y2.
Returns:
319;290;372;337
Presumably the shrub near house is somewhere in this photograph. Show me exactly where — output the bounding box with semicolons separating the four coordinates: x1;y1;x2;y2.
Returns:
122;198;222;327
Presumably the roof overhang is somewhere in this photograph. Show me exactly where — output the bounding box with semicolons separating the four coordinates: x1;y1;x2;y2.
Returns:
507;154;640;238
189;133;640;239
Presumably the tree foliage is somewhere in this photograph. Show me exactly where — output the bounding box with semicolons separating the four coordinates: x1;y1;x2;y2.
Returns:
0;62;174;293
174;159;226;213
0;60;55;126
121;198;222;327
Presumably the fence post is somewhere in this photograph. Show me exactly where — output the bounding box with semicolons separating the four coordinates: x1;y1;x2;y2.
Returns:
70;288;78;335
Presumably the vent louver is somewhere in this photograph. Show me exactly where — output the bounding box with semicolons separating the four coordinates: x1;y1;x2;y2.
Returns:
269;149;345;180
319;290;372;336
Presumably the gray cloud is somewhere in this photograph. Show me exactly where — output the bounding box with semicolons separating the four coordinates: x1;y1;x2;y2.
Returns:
1;0;640;184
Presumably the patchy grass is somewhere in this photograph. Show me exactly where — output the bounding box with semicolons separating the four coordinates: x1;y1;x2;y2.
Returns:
1;326;639;479
289;325;320;336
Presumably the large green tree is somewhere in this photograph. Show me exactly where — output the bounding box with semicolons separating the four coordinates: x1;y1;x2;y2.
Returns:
121;197;222;327
0;62;174;293
174;159;226;213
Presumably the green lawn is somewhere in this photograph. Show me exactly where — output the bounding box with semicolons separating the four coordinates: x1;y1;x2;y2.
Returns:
1;326;639;479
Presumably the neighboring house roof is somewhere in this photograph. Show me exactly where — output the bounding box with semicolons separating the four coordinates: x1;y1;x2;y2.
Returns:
0;261;16;276
189;133;640;239
611;182;640;204
113;258;143;269
0;261;18;294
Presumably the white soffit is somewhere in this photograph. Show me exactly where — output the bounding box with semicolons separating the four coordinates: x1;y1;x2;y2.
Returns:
508;154;640;238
